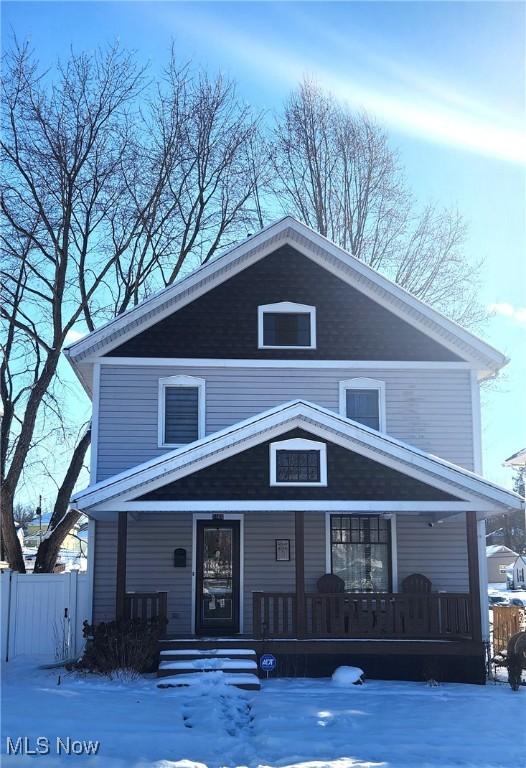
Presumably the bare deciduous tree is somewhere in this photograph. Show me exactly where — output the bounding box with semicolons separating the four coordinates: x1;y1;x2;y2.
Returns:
272;78;485;327
1;41;265;572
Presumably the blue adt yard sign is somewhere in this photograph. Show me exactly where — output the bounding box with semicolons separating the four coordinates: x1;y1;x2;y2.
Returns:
259;653;277;676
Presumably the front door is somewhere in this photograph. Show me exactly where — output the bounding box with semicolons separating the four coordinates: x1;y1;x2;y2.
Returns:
195;520;240;635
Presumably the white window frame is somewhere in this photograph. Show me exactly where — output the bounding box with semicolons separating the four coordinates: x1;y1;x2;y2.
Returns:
339;377;386;432
269;437;327;487
324;512;398;591
258;302;316;350
158;375;205;448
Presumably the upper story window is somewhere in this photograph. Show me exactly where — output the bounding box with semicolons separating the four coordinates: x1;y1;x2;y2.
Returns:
258;302;316;350
158;375;205;448
339;378;386;432
269;437;327;486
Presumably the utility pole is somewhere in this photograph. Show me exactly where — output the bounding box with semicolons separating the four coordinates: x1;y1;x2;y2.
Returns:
35;495;42;545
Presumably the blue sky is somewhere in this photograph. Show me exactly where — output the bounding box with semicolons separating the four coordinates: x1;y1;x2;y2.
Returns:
3;1;525;496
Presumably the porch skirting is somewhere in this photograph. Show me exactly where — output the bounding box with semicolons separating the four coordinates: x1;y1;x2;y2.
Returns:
159;637;487;684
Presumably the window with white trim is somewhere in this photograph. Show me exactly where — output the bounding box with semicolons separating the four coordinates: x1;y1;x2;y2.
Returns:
339;378;386;432
330;515;392;592
158;375;205;447
258;302;316;349
269;438;327;486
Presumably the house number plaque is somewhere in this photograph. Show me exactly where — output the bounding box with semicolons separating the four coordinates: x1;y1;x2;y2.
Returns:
275;539;290;561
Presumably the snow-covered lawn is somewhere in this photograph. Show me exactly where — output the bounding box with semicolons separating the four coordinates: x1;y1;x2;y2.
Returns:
2;661;525;768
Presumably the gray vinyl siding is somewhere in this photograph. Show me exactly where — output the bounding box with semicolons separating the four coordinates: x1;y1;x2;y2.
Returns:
126;514;193;635
92;511;469;634
396;514;469;592
92;520;118;624
243;512;295;634
92;515;193;634
96;365;474;480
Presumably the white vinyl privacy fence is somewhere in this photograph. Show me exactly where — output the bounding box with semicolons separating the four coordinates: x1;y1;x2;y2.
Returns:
1;570;90;663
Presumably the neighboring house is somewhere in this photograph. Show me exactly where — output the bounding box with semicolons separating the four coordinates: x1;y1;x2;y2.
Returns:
507;555;526;590
66;217;523;684
21;517;88;572
486;544;518;583
504;448;526;468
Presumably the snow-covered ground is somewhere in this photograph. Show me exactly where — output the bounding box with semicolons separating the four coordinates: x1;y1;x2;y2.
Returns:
488;582;526;605
2;661;525;768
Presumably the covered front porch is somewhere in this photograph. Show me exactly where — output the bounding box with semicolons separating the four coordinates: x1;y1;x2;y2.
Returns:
74;402;523;681
117;508;482;646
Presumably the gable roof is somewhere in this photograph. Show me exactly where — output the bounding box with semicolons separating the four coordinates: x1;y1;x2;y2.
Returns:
64;217;507;391
504;448;526;467
486;544;519;557
71;399;523;518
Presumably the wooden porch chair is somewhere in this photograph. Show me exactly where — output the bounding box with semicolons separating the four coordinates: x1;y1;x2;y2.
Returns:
400;574;434;636
401;573;432;593
314;574;346;635
317;574;345;593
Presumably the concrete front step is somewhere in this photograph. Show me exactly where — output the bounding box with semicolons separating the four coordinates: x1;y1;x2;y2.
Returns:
158;658;258;676
157;671;261;691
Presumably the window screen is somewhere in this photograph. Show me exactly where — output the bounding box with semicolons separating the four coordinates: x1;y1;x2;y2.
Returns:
263;312;311;347
346;389;380;430
276;450;320;483
164;387;199;444
331;515;391;592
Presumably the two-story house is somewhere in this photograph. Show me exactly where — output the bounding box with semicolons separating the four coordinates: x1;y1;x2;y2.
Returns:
67;217;522;687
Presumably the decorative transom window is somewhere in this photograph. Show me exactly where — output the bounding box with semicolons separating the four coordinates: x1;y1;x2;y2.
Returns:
269;438;327;486
158;375;205;448
258;302;316;349
331;515;391;592
339;378;386;432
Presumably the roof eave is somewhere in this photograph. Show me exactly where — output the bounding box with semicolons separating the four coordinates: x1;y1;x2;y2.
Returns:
71;399;523;515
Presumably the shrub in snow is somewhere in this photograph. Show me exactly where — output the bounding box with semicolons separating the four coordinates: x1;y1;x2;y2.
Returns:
332;666;364;686
75;617;167;675
109;667;141;683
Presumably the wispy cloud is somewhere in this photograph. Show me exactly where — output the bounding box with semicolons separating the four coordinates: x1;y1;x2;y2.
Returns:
166;7;525;166
64;329;85;345
488;303;526;324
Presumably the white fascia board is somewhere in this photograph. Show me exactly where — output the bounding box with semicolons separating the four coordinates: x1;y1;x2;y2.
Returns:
65;218;293;361
285;219;508;371
97;357;475;369
64;216;506;373
89;500;486;516
71;399;523;513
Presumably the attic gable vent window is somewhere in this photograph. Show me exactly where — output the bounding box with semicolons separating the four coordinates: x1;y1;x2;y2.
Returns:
158;375;205;448
258;302;316;349
269;438;327;486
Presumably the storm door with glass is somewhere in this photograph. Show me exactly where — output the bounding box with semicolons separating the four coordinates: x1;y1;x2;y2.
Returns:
195;520;240;635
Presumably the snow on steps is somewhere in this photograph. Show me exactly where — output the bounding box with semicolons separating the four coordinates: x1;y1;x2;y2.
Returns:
160;647;256;660
159;658;258;674
157;645;260;690
157;671;261;691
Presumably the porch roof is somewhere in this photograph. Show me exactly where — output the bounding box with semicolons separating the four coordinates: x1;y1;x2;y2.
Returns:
71;400;523;519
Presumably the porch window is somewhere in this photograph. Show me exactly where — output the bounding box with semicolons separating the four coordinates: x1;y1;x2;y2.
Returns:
258;302;316;349
330;515;391;592
269;437;327;486
339;378;386;432
158;375;205;447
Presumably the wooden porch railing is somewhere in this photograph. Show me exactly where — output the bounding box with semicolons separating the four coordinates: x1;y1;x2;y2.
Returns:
124;591;168;627
253;591;473;641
